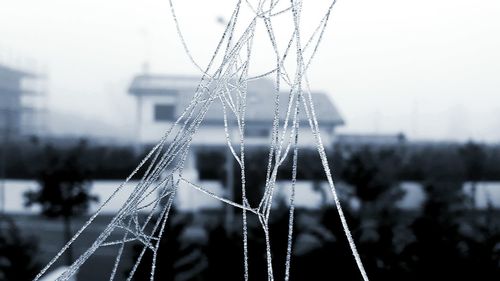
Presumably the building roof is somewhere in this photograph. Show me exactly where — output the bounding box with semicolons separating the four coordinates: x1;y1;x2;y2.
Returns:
0;64;35;79
129;74;344;126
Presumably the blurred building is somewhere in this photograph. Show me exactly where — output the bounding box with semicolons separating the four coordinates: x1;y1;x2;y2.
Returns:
0;63;46;140
128;74;344;146
128;74;345;210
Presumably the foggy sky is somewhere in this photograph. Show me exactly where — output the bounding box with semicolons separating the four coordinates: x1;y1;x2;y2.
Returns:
0;0;499;142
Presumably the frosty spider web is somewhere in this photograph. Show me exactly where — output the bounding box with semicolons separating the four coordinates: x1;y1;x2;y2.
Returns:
34;0;369;280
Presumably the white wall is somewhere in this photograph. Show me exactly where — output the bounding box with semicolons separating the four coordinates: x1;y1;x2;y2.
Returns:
136;94;336;147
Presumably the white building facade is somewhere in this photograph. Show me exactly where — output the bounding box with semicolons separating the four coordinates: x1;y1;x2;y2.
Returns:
129;75;343;146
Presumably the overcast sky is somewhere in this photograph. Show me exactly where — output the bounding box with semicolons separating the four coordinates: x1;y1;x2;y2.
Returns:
0;0;499;142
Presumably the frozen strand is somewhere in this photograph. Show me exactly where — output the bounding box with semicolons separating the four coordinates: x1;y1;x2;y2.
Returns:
120;90;211;228
284;88;301;281
262;85;299;220
168;0;206;74
101;238;138;248
302;0;336;73
143;152;192;281
222;83;238;114
170;0;248;95
132;175;173;214
126;190;177;281
260;83;303;281
40;6;236;278
181;178;258;215
135;176;176;232
167;0;242;76
131;184;182;280
246;0;334;87
213;17;258;281
245;0;292;18
221;84;238;116
259;6;282;272
106;226;156;249
220;85;243;167
262;219;275;281
108;218;133;281
220;90;243;161
258;33;283;214
129;156;180;237
221;1;243;66
302;75;369;281
269;4;295;17
61;178;176;280
134;178;175;213
33;1;372;280
143;89;222;189
136;189;175;211
257;5;309;215
123;97;216;233
149;191;177;281
259;91;280;213
132;157;188;281
237;26;255;281
259;75;300;216
33;135;168;281
56;74;220;280
249;0;333;83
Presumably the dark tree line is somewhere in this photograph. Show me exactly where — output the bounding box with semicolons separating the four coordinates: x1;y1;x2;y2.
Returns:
1;139;500;280
0;138;148;180
2;138;500;182
0;215;41;281
130;143;500;281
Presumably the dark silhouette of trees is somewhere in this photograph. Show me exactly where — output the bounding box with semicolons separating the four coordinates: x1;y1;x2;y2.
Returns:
460;141;486;207
127;144;500;280
342;148;404;203
399;181;469;280
0;215;41;281
24;140;98;265
319;148;406;279
130;210;197;281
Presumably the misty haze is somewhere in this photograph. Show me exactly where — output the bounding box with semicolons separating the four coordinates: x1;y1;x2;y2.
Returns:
1;0;499;280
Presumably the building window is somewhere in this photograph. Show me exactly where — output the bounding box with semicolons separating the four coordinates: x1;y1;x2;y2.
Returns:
154;104;175;121
245;126;270;138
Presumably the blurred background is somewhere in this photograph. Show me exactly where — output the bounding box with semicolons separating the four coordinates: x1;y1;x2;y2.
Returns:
0;0;499;280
